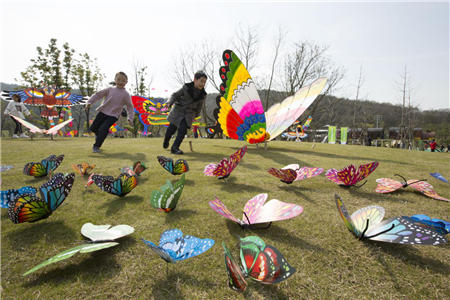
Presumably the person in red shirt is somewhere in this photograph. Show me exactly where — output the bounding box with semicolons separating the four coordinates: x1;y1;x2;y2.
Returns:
429;139;437;152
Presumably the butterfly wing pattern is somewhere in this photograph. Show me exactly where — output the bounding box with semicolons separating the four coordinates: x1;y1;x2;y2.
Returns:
157;156;189;175
1;186;37;208
150;174;185;212
375;177;449;202
142;229;214;263
23;154;64;177
203;146;247;179
334;194;447;245
89;173;137;197
327;162;379;186
72;162;96;176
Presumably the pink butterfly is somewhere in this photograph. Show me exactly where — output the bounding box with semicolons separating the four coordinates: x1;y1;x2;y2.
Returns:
268;164;324;184
376;175;449;202
10;115;72;135
209;193;303;228
326;162;379;187
203;146;247;179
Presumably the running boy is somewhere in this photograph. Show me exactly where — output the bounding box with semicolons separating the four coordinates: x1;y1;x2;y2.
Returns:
85;72;134;152
4;94;31;138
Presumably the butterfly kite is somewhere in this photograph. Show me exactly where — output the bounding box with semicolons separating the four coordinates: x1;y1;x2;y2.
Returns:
120;161;147;177
223;236;296;292
132;96;170;133
10;115;73;135
203;146;247;179
375;175;449;202
23;223;134;276
151;174;185;212
157;156;189;175
8;173;75;224
334;194;447;245
410;214;449;234
209;193;303;229
268;164;323;184
430;172;449;184
142;229;215;263
281;116;313;140
72;162;96;176
325;162;379;187
23;154;64;177
215;49;327;144
1;186;37;208
86;173;137;197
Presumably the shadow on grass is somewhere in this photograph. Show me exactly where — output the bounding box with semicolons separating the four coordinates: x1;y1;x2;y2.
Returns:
151;270;218;300
24;176;47;184
88;152;147;162
23;238;136;287
348;189;412;203
218;177;268;194
4;220;77;251
180;151;232;164
277;185;315;203
101;194;144;216
164;209;197;224
249;283;291;300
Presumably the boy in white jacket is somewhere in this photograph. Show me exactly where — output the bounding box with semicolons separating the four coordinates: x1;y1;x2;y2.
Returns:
4;94;31;138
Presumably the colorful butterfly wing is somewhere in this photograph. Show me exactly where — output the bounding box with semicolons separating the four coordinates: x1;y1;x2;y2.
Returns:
203;163;218;177
334;194;356;235
267;168;297;184
39;173;75;211
249;199;303;224
209;197;242;224
422;190;450;202
375;178;404;193
151;174;185;212
171;235;215;262
133;161;147;176
295;167;324;181
119;174;137;196
325;169;343;185
410;215;449;235
365;217;447;245
142;238;175;263
349;205;385;236
223;242;248;292
336;165;358;186
41;154;64;174
23;162;47;177
1;186;37;208
157;156;174;174
430;172;449;184
8;195;52;223
91;174;121;196
218;50;267;144
72;163;95;176
266;77;327;140
23;242;118;276
173;159;189;175
242;193;269;225
355;161;379;183
408;181;450;202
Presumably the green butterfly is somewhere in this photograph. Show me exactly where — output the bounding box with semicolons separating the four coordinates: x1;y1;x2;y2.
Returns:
150;174;185;212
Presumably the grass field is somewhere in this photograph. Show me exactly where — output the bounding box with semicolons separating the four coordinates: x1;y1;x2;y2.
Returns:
1;136;449;299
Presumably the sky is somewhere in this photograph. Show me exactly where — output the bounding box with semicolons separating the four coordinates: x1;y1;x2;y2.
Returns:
1;0;449;110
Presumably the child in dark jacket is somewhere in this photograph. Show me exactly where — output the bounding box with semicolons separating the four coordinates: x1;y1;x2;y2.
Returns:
163;71;207;154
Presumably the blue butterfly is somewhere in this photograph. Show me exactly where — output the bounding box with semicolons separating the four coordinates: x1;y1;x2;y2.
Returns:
142;229;215;263
410;214;449;235
39;173;75;211
335;194;447;245
1;186;37;208
430;172;449;184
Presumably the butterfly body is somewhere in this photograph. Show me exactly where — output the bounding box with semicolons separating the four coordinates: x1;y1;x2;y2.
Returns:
23;154;64;177
157;156;189;175
72;162;95;176
203;146;247;179
326;162;379;187
268;164;324;184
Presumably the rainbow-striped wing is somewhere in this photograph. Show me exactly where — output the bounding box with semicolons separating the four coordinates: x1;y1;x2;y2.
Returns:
240;236;296;284
120;174;138;196
375;178;404;193
243;193;303;225
295;167;324;181
173;159;189;175
334;194;356;234
1;186;37;208
23;162;47;177
267;168;297;184
223;242;248;292
265;78;327;140
8;194;52;223
217;50;267;144
209;197;243;225
39;173;75;211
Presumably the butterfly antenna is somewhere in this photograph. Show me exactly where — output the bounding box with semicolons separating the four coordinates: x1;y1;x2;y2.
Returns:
359;219;370;240
394;174;407;185
355;180;367;188
243;211;251;225
365;224;396;239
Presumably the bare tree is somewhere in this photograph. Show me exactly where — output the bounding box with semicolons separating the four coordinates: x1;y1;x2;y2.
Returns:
264;27;286;109
398;66;409;147
232;23;260;73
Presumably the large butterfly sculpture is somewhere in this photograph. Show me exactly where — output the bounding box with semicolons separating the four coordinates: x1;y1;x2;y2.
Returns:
1;186;37;208
215;49;327;144
120;161;147;177
132;96;170;133
430;172;449;184
8;173;75;224
151;174;185;212
157;156;189;175
203;146;247;179
142;229;215;263
334;194;447;245
10;115;73;136
210;193;303;229
3;86;85;107
86;173;137;197
325;162;379;187
23;154;64;177
410;214;449;234
23;223;134;276
72;162;96;176
223;236;296;292
268;164;324;184
375;175;449;202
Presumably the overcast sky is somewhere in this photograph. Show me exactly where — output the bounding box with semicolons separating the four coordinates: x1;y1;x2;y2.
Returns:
1;0;448;110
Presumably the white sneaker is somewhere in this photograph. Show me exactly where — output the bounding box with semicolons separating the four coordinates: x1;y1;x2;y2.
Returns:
12;134;19;138
20;133;29;138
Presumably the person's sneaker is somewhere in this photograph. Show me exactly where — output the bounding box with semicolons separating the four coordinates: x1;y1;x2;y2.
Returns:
12;134;19;139
92;146;101;153
20;133;29;138
163;139;170;149
170;148;184;155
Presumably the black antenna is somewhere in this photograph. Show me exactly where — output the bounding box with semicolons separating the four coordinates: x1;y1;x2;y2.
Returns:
355;180;367;188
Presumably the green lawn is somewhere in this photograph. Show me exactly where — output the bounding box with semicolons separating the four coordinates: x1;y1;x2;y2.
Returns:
1;137;449;299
